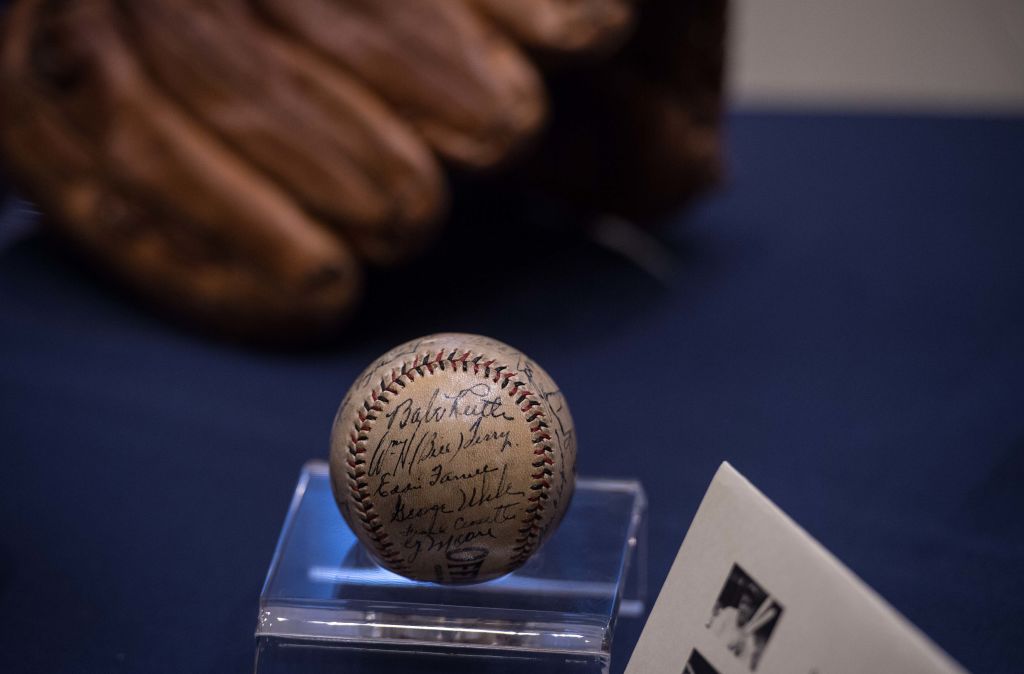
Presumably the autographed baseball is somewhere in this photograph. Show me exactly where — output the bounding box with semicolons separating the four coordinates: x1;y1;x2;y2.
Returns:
329;333;576;584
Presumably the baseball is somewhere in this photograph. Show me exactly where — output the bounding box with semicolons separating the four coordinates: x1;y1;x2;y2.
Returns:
329;333;576;584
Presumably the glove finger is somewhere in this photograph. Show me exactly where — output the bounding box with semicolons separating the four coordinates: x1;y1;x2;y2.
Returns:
258;0;545;169
50;0;353;289
0;92;362;339
121;0;445;266
468;0;635;57
1;0;362;336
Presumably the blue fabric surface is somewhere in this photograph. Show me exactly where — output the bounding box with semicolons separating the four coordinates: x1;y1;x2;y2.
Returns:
1;112;1023;673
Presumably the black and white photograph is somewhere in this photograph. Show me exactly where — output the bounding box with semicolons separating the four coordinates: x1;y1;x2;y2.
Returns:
682;648;721;674
705;564;784;671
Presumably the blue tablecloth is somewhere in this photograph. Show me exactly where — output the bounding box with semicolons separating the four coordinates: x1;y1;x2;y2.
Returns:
1;112;1022;673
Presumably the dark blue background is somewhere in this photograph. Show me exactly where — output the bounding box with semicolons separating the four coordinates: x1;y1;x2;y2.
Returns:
1;112;1022;673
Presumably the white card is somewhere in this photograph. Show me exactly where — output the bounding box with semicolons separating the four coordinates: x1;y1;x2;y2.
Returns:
625;463;966;674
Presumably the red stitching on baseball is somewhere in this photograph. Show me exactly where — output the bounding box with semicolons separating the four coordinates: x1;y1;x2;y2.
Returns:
344;348;556;577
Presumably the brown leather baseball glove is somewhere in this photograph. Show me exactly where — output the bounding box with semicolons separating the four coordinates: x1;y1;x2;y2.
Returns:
0;0;724;341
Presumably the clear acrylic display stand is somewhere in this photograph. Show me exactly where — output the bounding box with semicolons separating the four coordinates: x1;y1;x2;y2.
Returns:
255;460;647;674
